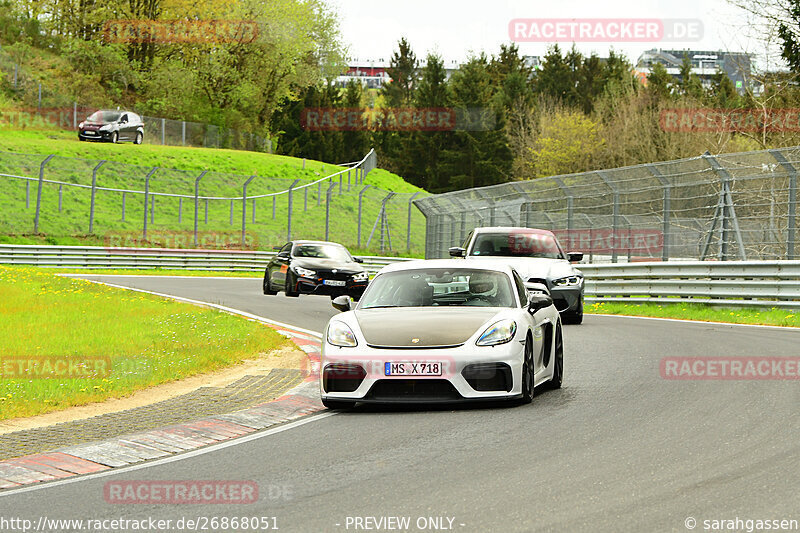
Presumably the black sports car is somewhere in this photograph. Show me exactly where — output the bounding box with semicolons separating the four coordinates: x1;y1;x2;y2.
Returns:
263;240;369;300
78;110;144;144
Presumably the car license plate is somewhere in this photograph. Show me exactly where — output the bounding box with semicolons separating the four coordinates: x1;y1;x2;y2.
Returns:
323;280;346;287
385;362;442;376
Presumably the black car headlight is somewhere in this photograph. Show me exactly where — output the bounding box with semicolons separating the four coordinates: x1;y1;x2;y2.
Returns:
293;266;316;278
352;271;369;283
553;275;582;287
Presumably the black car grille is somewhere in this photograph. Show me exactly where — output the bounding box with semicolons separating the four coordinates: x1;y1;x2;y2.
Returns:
316;269;358;281
366;379;462;401
462;363;513;392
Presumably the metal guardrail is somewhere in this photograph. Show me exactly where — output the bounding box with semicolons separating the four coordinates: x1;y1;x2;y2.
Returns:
0;244;411;275
581;261;800;309
2;246;797;308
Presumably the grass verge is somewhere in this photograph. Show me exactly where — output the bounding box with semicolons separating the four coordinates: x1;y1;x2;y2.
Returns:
0;266;290;420
586;301;800;328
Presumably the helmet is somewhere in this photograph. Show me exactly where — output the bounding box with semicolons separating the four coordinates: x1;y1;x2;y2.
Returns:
469;273;497;297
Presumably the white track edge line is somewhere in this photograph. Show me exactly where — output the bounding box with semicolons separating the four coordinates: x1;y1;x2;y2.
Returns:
591;313;800;332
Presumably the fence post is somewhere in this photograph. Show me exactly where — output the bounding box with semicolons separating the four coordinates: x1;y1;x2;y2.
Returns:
33;155;56;233
242;174;256;247
26;180;30;209
252;199;256;223
229;200;233;225
552;178;574;232
287;179;301;241
58;184;62;212
647;165;671;261
272;196;276;219
178;197;183;223
358;185;372;248
407;192;421;252
161;118;166;145
89;160;106;233
142;167;157;239
325;182;337;241
193;171;207;246
702;152;746;261
596;171;619;262
182;121;186;146
769;150;797;260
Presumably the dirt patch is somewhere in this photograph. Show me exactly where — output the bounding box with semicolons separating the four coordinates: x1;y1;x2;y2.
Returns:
0;345;308;436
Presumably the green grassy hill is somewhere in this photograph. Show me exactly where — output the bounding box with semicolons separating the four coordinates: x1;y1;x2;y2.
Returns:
0;129;428;256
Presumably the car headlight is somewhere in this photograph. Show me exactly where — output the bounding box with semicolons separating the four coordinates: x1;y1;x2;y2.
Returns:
553;275;582;287
476;320;517;346
99;124;113;131
293;266;316;278
352;271;369;282
78;122;84;129
327;321;357;347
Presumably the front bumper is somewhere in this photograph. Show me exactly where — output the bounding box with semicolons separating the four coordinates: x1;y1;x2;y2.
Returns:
550;286;583;314
320;342;524;403
78;129;113;141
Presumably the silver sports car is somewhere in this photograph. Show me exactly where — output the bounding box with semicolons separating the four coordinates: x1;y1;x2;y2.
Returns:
320;259;563;408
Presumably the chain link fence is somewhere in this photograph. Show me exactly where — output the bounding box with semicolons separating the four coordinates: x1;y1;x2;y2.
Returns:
414;146;799;262
0;148;428;255
0;46;271;152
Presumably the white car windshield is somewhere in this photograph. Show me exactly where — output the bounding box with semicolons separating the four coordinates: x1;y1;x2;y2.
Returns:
359;268;516;308
87;111;122;123
470;232;564;259
293;244;352;261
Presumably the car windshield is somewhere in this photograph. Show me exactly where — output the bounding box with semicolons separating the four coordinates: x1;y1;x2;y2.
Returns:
359;268;516;308
86;111;121;123
470;232;564;259
292;244;352;261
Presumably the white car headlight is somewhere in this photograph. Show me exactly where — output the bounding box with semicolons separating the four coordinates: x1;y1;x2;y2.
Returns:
553;275;582;287
78;122;84;128
293;266;316;278
352;271;369;282
476;320;517;346
327;321;357;347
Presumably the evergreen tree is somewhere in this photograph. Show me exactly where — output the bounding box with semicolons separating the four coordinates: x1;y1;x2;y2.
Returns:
708;69;741;107
677;54;704;99
441;55;512;192
534;45;574;104
341;79;370;162
646;62;673;101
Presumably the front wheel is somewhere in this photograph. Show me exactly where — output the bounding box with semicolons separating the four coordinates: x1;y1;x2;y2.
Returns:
520;335;534;404
134;131;143;145
546;324;564;390
322;398;355;409
285;273;299;297
110;131;119;144
263;274;277;295
562;299;583;325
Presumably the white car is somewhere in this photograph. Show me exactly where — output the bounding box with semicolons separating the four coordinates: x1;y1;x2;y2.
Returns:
320;259;563;408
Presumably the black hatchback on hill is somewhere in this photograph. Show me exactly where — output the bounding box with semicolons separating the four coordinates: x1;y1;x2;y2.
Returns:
78;110;144;144
263;241;369;300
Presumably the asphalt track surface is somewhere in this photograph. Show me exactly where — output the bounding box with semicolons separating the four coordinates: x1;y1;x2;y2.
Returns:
3;276;800;532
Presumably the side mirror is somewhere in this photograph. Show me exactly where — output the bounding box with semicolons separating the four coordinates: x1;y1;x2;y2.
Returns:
449;247;466;257
567;252;584;263
527;293;553;314
331;295;352;312
353;257;364;263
